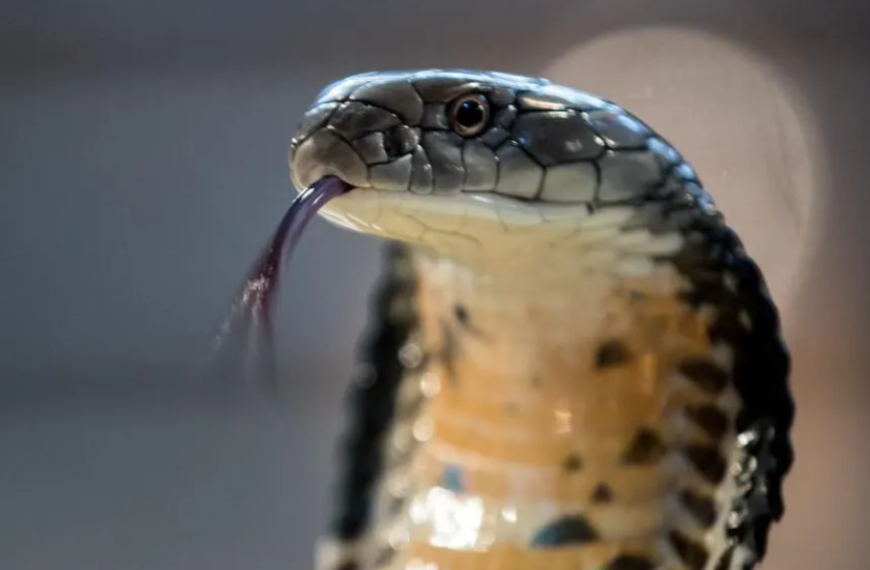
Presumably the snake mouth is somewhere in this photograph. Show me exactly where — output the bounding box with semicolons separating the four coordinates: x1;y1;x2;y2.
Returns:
308;182;604;263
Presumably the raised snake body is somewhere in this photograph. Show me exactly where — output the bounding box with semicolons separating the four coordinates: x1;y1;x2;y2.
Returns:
281;70;794;570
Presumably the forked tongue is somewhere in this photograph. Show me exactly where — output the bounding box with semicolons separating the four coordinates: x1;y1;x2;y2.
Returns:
208;176;351;398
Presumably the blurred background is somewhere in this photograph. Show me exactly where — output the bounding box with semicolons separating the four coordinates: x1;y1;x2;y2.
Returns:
1;0;869;568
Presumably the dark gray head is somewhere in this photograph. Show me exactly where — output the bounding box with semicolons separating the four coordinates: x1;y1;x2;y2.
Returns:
290;69;700;202
287;70;712;253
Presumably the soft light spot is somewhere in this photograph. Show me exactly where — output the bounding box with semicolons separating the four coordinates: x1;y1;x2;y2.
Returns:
543;25;823;319
413;416;434;442
419;488;486;550
420;372;442;397
399;342;424;368
555;408;573;434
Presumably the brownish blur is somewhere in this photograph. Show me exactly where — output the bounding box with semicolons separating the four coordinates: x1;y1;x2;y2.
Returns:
1;1;868;569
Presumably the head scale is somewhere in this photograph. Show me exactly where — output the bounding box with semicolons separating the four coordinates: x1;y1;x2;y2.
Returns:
289;69;701;208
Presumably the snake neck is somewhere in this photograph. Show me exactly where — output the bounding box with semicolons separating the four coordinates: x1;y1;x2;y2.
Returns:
402;233;705;468
358;233;742;569
411;247;621;367
406;231;691;389
323;215;790;570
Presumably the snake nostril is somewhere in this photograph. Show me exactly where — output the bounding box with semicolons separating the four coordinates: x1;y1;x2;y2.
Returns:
383;125;418;160
382;133;403;160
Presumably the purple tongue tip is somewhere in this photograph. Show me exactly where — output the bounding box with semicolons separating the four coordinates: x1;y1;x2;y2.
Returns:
250;176;351;304
209;176;351;377
248;175;351;312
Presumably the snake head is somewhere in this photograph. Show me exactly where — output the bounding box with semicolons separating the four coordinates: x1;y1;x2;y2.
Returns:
288;69;709;252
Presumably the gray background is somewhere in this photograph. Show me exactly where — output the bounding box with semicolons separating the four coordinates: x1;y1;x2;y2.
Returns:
1;1;869;569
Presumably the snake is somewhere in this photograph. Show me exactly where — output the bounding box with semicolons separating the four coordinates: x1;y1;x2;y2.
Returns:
225;69;794;570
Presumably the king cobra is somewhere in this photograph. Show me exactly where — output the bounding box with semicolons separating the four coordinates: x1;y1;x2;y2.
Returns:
223;69;794;570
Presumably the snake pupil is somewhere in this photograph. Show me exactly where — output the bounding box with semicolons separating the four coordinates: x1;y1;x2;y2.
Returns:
450;94;490;136
456;101;484;128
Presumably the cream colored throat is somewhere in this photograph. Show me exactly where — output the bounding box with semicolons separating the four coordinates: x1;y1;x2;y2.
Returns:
316;190;685;271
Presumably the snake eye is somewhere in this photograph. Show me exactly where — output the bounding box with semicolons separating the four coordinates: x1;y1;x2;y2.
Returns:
449;94;491;137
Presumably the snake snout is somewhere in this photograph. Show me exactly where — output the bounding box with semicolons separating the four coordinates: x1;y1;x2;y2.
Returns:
289;128;368;191
289;96;425;191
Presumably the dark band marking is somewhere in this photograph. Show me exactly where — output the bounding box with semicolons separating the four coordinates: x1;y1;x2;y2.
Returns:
336;562;359;570
373;545;396;568
590;482;614;504
713;547;734;570
679;489;718;528
628;290;646;301
530;515;600;548
685;444;728;484
602;554;655;570
678;357;729;394
439;320;460;386
453;302;487;336
454;304;469;325
562;454;583;473
685;404;730;440
595;339;634;368
330;244;419;540
385;493;406;517
669;530;710;570
671;215;795;567
621;427;667;465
